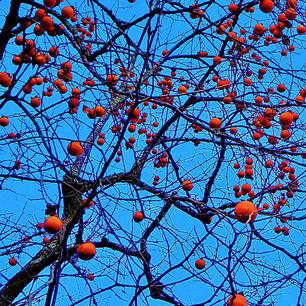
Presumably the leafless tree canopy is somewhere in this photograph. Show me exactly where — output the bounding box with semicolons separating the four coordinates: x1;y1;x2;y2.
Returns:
0;0;306;305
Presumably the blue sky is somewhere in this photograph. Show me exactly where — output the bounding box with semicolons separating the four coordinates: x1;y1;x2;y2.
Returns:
0;1;306;305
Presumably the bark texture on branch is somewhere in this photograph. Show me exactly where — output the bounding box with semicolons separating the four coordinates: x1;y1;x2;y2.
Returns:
0;176;84;306
0;0;22;60
0;238;60;306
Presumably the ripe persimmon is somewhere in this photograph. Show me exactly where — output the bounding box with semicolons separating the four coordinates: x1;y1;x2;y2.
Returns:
72;88;81;96
67;141;84;156
82;198;94;208
49;46;59;57
97;138;105;146
41;16;54;31
106;74;118;86
127;107;140;120
244;78;252;86
213;56;222;65
246;158;253;165
285;8;297;20
265;160;273;168
289;45;295;52
35;77;43;85
286;0;297;8
34;24;44;36
228;3;238;12
58;70;72;82
223;96;232;104
8;132;15;139
94;106;105;117
162;50;169;56
182;180;193;191
195;258;206;269
241;183;251;193
209;118;222;129
253;132;262;140
35;9;46;20
0;116;9;127
234;201;257;223
44;0;56;7
77;242;96;260
280;130;291;139
37;222;43;229
128;124;136;133
59;85;68;94
62;7;75;19
30;97;41;107
33;54;47;66
268;135;278;145
53;79;63;89
260;0;274;13
277;84;286;92
233;162;240;169
128;136;135;144
61;61;72;72
178;85;188;93
9;258;17;266
297;25;306;34
274;226;281;233
15;36;24;45
253;23;266;34
44;216;63;234
227;293;248;306
197;51;208;57
68;98;79;109
43;237;50;244
133;212;144;222
87;108;97;119
0;72;12;87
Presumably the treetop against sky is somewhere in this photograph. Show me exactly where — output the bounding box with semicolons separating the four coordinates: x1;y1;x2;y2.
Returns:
0;0;306;305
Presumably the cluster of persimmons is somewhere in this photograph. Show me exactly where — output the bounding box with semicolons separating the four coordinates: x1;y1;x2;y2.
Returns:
2;0;306;304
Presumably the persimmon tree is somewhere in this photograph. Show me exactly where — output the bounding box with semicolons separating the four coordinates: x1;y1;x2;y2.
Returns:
0;0;306;305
